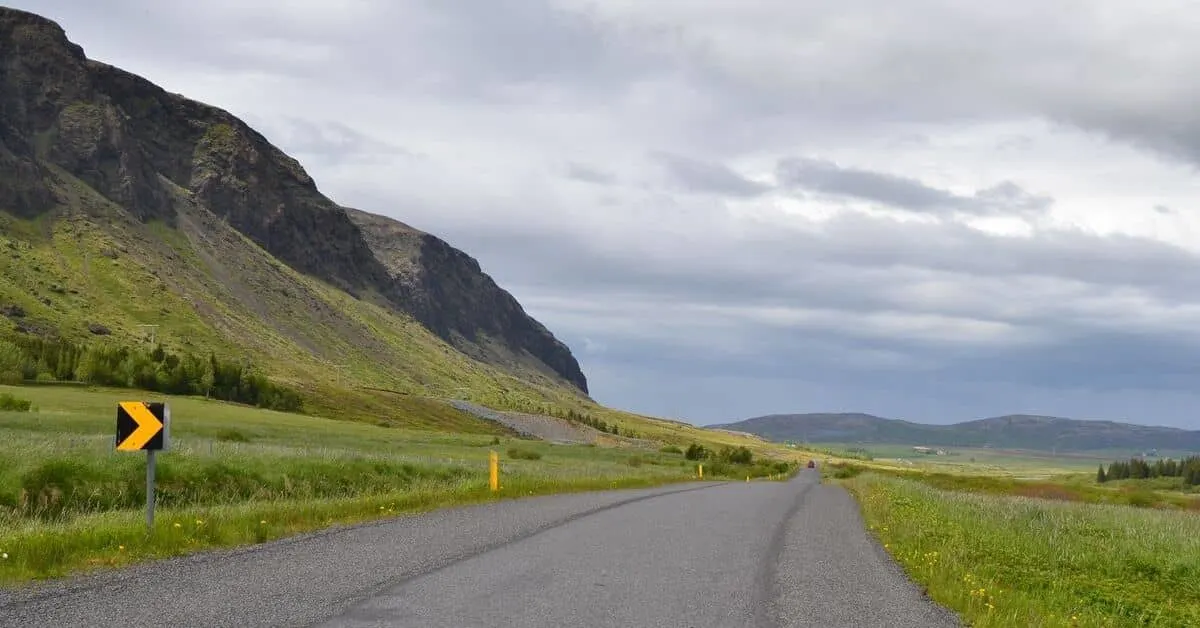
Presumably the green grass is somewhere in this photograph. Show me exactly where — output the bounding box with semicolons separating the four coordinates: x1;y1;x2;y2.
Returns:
824;461;1200;512
808;442;1121;475
0;384;788;584
843;473;1200;627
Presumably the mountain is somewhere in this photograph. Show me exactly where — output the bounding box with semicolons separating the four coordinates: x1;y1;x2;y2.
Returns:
713;413;1200;453
343;208;585;390
0;7;589;426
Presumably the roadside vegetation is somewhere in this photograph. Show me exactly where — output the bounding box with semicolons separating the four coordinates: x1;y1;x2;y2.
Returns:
842;472;1200;627
0;385;796;584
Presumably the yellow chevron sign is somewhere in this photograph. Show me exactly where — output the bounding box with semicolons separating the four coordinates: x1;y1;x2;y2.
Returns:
116;401;168;451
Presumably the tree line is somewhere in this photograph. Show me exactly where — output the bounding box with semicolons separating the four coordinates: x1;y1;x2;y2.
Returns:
0;335;303;412
526;403;642;439
1098;456;1200;485
562;408;627;437
684;443;754;464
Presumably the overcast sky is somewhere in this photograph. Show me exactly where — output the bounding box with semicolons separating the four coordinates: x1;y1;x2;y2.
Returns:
19;0;1200;427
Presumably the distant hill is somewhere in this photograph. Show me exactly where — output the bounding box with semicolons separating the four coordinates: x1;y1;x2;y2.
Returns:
711;413;1200;453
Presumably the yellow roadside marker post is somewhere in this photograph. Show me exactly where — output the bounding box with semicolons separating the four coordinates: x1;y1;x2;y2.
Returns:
489;450;499;492
698;464;703;479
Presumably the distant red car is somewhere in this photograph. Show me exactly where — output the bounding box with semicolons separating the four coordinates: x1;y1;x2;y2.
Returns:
806;460;816;469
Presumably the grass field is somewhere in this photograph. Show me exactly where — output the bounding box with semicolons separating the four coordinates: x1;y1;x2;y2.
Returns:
824;456;1200;512
808;442;1126;476
0;384;792;584
843;473;1200;627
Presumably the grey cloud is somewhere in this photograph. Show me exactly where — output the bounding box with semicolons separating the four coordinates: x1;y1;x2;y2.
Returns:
251;117;416;166
29;0;1200;167
972;181;1052;215
565;1;1200;167
776;157;1052;216
428;214;1200;428
887;133;931;149
996;134;1034;151
438;202;1200;323
565;162;617;185
27;0;679;105
776;157;953;210
653;151;771;197
557;299;1200;427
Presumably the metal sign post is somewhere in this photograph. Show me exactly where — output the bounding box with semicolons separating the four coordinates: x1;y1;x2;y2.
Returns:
146;449;157;529
116;401;170;531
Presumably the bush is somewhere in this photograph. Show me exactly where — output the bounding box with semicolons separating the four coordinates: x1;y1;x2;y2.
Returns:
0;391;32;412
507;447;542;460
659;445;683;454
832;463;863;479
719;446;753;465
755;460;793;476
627;456;644;467
684;443;709;461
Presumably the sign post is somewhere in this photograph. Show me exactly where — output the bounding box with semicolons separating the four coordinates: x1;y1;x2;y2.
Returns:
146;449;157;529
489;450;499;492
115;401;170;531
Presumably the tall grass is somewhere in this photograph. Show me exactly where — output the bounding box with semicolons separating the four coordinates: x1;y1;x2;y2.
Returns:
845;473;1200;627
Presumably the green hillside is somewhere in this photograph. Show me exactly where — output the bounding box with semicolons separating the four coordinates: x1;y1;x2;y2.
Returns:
0;198;559;429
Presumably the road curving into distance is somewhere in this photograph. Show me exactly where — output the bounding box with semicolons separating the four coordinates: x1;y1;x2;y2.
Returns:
0;470;959;627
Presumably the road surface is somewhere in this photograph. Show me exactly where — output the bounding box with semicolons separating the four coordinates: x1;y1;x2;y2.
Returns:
0;470;959;627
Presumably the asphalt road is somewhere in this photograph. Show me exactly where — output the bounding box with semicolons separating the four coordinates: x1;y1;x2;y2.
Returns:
0;470;959;627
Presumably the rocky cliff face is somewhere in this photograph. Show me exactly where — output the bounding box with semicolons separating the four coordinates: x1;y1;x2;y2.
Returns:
0;7;588;393
345;208;587;390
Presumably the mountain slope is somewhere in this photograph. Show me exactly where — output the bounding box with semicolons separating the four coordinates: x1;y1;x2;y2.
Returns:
714;412;1200;452
0;6;586;396
344;208;586;390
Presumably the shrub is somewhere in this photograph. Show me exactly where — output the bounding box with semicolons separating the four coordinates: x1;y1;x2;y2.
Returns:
684;443;709;461
627;455;644;467
719;446;753;465
0;391;32;412
507;447;542;460
832;463;863;479
659;445;683;454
